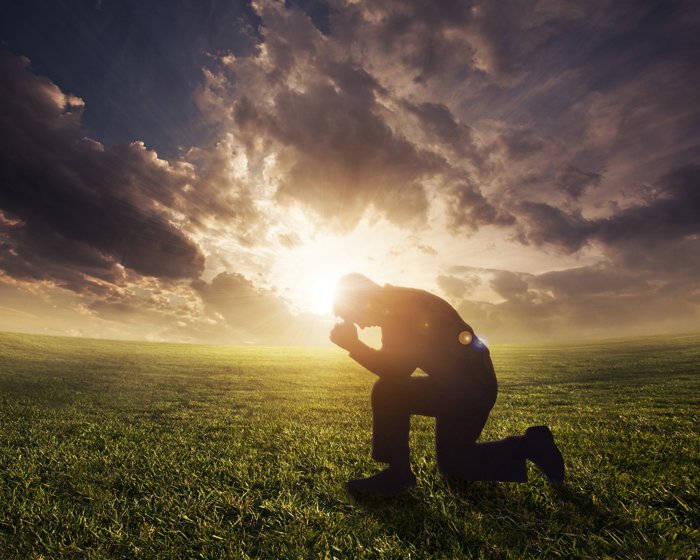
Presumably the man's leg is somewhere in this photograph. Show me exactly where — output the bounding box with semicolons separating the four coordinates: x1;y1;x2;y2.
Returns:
347;377;429;495
370;377;412;467
432;388;528;483
349;377;564;493
349;376;490;494
436;416;528;482
436;416;564;484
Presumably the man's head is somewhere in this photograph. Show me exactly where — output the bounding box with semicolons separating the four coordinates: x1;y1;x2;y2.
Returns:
333;273;383;328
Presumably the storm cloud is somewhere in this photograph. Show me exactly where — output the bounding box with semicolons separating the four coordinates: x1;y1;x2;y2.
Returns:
0;52;204;288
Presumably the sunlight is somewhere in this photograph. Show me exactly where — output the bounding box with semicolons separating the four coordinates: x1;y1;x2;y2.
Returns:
270;222;393;317
308;272;341;315
267;213;458;319
271;240;352;316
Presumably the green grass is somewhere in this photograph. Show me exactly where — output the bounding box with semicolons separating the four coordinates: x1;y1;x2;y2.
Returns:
0;331;698;559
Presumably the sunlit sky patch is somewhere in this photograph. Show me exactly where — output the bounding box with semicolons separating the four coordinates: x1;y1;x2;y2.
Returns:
0;0;698;344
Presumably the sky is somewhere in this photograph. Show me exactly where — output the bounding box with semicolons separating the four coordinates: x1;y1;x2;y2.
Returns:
0;0;699;345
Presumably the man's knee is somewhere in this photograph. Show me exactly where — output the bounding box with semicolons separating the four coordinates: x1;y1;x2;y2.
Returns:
371;378;404;410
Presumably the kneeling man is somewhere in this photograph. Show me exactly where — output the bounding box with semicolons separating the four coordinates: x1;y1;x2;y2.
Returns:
330;273;564;496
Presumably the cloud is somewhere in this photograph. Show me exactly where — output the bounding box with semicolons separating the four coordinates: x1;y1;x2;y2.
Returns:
443;260;699;342
181;133;262;241
0;51;298;345
218;19;443;230
597;164;700;247
465;0;551;80
555;165;602;200
197;0;515;234
194;272;291;331
518;164;700;259
446;181;516;233
0;48;332;345
0;51;205;289
533;265;637;298
490;270;529;300
499;126;546;161
517;202;594;253
257;78;439;229
437;273;481;300
330;0;475;83
0;271;204;342
193;272;328;345
402;101;480;161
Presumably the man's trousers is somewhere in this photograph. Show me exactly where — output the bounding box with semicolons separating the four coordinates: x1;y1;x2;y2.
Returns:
371;376;528;482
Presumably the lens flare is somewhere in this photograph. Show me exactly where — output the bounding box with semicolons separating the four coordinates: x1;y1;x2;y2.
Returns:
458;331;473;345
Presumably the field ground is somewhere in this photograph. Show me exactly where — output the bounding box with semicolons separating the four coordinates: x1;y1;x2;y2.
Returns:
0;331;698;559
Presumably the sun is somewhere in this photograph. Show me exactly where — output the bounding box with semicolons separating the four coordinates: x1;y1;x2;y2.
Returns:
269;215;410;317
270;236;351;316
270;230;373;317
308;273;341;315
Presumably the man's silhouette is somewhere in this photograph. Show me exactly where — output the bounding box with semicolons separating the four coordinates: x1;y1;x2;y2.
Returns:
330;273;564;496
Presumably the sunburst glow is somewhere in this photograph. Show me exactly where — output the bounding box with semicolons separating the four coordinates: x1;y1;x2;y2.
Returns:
308;272;342;315
271;235;357;316
270;221;402;317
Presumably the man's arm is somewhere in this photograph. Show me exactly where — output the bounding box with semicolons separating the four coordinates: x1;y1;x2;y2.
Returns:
330;322;415;378
347;343;415;378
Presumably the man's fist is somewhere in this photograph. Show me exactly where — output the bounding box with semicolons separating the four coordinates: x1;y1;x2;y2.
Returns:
330;321;359;351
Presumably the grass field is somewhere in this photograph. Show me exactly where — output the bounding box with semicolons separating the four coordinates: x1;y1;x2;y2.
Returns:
0;331;698;559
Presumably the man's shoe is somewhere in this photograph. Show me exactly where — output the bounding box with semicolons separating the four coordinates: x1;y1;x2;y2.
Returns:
347;468;417;496
525;426;565;485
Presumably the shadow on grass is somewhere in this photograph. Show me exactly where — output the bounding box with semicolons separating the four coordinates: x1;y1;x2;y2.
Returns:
349;480;638;556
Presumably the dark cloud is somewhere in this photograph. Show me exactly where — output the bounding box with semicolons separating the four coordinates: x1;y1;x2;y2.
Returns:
329;0;618;88
331;0;474;83
518;164;700;257
465;0;546;79
533;265;637;298
264;80;439;228
500;127;546;161
446;182;515;233
517;202;594;253
555;165;602;200
0;52;205;289
467;162;700;340
402;100;481;162
212;4;448;231
597;164;700;246
0;214;122;294
199;1;532;236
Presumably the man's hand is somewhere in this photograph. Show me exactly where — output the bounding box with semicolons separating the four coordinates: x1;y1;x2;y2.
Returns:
330;321;359;351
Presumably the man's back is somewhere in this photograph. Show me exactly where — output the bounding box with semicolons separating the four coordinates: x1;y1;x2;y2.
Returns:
377;285;495;387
